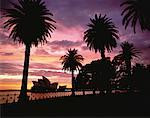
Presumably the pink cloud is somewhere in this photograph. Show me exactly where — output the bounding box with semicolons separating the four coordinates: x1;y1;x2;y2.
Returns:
0;0;149;90
34;48;50;56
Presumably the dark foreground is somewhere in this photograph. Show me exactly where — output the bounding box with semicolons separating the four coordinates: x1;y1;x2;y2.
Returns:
1;93;150;117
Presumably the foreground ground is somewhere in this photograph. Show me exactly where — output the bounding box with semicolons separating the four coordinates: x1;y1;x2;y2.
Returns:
1;93;150;117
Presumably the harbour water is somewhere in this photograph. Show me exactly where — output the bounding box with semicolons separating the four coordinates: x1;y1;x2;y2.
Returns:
0;90;97;104
0;90;129;104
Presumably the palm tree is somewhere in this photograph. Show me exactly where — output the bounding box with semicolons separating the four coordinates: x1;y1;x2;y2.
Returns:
115;41;140;77
60;49;84;96
120;0;150;33
3;0;56;102
84;14;119;59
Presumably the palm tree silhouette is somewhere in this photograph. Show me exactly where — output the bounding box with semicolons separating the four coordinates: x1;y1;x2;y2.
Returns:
84;14;119;59
60;49;84;96
115;41;140;77
120;0;150;33
3;0;56;102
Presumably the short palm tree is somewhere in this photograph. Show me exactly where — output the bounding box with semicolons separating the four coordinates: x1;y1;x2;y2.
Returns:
3;0;56;102
116;41;140;77
84;14;119;59
60;49;84;96
120;0;150;33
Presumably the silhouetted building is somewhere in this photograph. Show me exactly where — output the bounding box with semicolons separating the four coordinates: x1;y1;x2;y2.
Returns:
31;76;58;92
57;85;67;92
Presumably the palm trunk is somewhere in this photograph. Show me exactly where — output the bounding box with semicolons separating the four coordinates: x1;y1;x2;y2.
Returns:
93;89;96;95
83;84;85;95
125;59;131;78
101;49;105;59
92;73;96;95
71;70;75;96
19;45;30;102
83;89;85;95
125;59;132;91
127;60;131;77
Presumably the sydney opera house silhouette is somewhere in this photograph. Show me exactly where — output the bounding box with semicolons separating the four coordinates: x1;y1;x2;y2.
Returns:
31;76;58;92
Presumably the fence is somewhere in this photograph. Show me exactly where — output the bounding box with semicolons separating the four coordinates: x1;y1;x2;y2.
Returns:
0;91;100;104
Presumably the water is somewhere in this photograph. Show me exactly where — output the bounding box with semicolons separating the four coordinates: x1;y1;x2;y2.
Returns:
0;90;130;104
0;90;99;104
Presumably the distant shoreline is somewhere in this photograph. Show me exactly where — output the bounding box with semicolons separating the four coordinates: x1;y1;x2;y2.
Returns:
0;88;72;92
0;90;20;91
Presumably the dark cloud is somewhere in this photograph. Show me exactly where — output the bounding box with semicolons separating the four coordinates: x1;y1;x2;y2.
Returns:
0;63;22;75
0;62;64;76
0;52;14;56
0;30;13;45
30;63;60;70
34;48;50;56
121;32;150;64
81;46;89;51
0;0;11;9
0;0;18;8
48;40;83;47
45;0;123;28
0;20;19;46
29;70;70;78
0;63;20;69
0;0;149;65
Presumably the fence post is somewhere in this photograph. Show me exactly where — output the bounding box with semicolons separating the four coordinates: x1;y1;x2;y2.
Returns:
6;94;9;104
13;94;16;103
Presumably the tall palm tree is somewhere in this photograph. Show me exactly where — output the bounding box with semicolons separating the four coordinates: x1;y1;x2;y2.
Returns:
84;14;119;59
120;0;150;33
60;49;84;96
3;0;56;102
115;41;140;77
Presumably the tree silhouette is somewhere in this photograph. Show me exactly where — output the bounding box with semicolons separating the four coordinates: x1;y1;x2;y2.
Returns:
120;0;150;33
3;0;56;102
78;63;98;94
75;67;92;95
116;42;140;77
60;49;84;96
92;58;116;94
84;14;119;59
76;58;116;94
132;63;150;94
112;56;127;90
114;42;140;91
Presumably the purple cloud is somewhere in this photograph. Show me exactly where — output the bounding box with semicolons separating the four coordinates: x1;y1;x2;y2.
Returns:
48;40;83;47
34;48;50;56
0;0;149;65
30;63;60;70
29;70;70;78
0;52;14;56
0;63;22;75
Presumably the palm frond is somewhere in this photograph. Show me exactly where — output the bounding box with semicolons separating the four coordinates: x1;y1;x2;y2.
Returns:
83;14;119;57
118;41;140;61
3;0;56;47
120;0;150;33
60;49;84;72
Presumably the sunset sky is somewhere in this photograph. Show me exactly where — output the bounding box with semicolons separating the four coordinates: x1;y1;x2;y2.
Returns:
0;0;150;90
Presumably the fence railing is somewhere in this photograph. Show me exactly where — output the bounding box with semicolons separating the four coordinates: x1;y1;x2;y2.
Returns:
0;91;100;104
